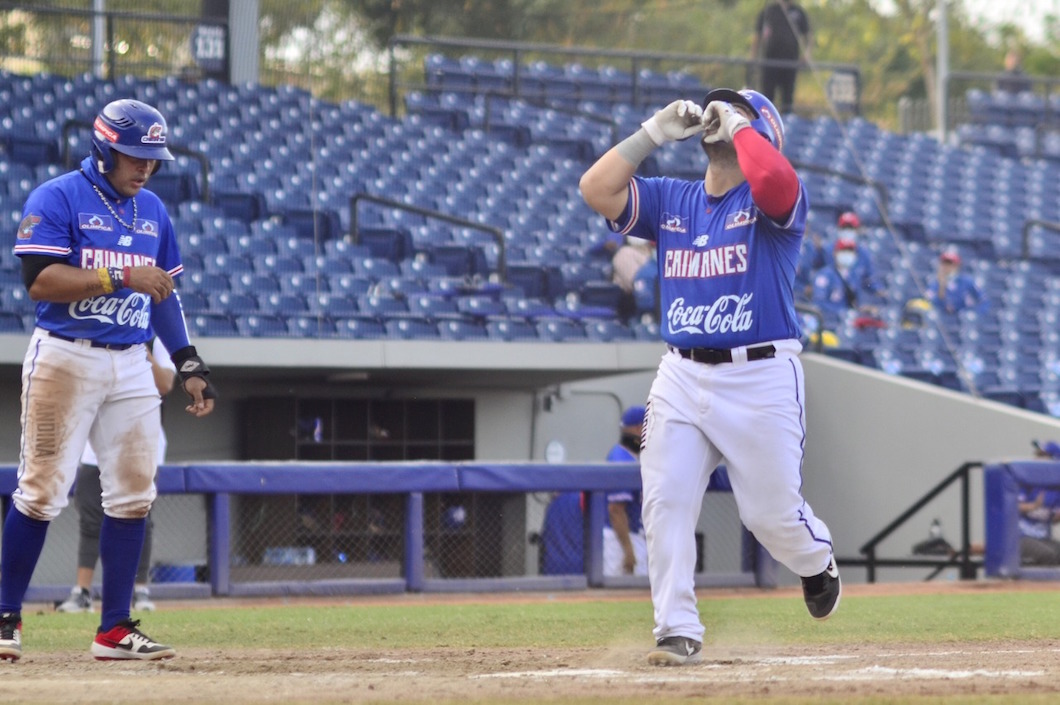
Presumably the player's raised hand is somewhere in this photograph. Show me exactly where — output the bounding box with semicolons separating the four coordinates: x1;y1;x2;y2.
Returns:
702;101;751;144
641;100;705;146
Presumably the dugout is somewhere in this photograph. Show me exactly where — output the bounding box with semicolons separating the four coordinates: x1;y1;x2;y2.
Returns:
984;461;1060;580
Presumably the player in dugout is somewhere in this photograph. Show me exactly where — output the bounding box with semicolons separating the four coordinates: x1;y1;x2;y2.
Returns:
2;98;217;662
580;88;840;666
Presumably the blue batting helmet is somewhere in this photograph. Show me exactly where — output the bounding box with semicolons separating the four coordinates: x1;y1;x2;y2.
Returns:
91;99;174;174
702;88;785;152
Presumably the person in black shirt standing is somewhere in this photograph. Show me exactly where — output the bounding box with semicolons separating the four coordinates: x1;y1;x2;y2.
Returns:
751;0;812;114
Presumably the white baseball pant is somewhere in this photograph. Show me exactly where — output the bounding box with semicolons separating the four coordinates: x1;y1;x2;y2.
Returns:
640;341;833;643
16;329;161;521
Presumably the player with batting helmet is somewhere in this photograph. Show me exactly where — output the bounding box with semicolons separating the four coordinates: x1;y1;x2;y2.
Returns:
2;98;217;662
580;88;840;666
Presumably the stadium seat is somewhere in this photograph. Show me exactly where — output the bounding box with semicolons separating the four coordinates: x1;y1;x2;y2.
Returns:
332;316;387;340
437;319;489;341
385;318;439;340
536;317;587;342
237;314;290;338
187;313;239;337
287;315;337;338
485;318;539;341
306;292;359;317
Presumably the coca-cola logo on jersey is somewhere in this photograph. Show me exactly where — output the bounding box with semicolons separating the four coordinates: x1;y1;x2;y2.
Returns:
68;293;151;329
666;294;753;335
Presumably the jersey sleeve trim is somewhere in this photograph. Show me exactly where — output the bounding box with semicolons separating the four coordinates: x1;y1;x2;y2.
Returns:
608;180;640;236
14;243;72;257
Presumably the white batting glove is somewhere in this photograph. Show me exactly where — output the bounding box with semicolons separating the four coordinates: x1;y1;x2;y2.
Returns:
641;100;705;146
702;101;751;144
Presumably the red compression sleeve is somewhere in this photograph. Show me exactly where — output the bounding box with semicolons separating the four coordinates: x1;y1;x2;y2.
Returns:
733;129;800;221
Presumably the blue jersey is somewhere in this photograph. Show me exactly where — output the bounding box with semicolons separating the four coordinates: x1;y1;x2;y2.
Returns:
605;443;643;534
14;156;183;345
925;273;988;315
608;176;807;348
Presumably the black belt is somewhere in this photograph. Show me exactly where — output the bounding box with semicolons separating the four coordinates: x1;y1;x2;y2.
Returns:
47;331;135;351
671;344;776;365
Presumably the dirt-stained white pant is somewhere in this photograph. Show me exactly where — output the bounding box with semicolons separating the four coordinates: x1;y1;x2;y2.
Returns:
640;342;833;643
16;329;161;521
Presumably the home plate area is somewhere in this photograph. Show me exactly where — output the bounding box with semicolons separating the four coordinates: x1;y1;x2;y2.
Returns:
472;646;1058;695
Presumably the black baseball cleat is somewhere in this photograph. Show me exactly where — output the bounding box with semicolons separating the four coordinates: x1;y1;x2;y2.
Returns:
647;635;702;666
0;612;22;662
802;556;841;621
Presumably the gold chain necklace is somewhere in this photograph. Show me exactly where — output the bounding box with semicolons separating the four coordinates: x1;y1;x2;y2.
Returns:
90;182;137;231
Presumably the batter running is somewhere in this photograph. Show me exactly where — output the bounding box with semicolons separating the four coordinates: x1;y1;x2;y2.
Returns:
1;99;217;662
580;88;840;666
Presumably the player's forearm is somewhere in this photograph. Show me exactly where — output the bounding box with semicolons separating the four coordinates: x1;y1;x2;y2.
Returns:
733;129;800;220
27;262;118;303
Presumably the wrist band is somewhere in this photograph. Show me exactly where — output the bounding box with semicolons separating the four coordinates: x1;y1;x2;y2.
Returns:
108;267;126;291
615;128;658;167
96;267;114;294
122;265;131;288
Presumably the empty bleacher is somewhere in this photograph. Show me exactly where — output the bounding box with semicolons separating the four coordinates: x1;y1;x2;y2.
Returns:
2;58;1060;417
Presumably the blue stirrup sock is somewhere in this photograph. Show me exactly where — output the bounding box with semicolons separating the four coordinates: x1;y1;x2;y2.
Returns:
99;515;146;631
0;507;50;614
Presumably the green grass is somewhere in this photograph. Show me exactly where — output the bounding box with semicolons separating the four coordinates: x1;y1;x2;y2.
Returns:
20;589;1060;652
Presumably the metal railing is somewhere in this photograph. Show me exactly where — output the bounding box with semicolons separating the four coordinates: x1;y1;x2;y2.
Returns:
841;461;983;582
350;193;507;283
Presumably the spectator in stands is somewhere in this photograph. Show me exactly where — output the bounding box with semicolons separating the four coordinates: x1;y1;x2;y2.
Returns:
610;236;654;321
751;0;812;114
603;406;648;577
57;336;175;615
797;211;875;300
811;237;885;321
631;255;660;323
996;47;1033;95
923;249;988;316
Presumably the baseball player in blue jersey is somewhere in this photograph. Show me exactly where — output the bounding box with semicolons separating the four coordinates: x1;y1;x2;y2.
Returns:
1;99;217;662
604;406;648;576
581;88;840;666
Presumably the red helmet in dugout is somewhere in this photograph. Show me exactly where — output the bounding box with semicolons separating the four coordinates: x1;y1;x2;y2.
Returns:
92;99;175;174
701;88;785;151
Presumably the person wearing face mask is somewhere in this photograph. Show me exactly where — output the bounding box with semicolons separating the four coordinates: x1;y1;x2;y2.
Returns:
812;238;886;328
796;212;874;301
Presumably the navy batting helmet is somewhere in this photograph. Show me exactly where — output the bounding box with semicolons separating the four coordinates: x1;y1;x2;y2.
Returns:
701;88;785;152
92;99;174;174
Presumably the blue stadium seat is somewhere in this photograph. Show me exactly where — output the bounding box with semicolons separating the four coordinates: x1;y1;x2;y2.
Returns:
178;290;210;313
287;315;338;338
485;319;539;341
455;295;506;320
187;313;239;337
357;294;410;318
306;292;359;317
226;270;279;294
582;319;636;342
437;319;489;341
0;311;24;333
237;314;290;338
353;258;402;280
385;318;439;340
406;295;460;320
279;273;328;295
353;227;413;262
427;244;488;277
327;274;373;297
333;316;388;340
182;271;230;292
210;291;259;314
536;317;587;342
253;254;305;275
259;292;309;316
